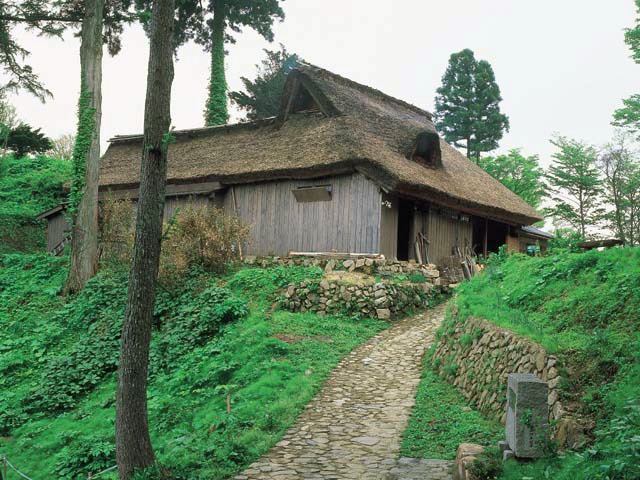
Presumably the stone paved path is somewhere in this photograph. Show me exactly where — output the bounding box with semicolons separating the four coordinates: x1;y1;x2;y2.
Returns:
234;303;453;480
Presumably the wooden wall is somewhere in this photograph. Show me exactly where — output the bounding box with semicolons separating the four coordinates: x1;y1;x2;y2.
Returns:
379;194;398;258
427;210;473;265
46;211;70;252
163;195;210;221
379;196;474;264
224;173;382;256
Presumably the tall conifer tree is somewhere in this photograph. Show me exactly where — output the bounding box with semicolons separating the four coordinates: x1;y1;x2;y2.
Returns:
434;49;509;162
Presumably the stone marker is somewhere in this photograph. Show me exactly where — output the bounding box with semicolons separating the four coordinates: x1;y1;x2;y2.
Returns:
505;373;549;458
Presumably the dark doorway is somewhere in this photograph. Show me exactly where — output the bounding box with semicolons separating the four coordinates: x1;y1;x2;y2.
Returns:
486;219;508;254
397;199;413;261
472;217;488;258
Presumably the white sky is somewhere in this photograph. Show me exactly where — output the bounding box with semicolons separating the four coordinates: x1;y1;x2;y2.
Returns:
5;0;639;166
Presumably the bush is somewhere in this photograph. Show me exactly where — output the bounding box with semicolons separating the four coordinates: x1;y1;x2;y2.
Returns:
99;199;251;279
468;450;502;479
161;204;250;276
99;195;135;268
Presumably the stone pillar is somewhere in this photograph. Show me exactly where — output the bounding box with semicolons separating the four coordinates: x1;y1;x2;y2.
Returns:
505;373;549;458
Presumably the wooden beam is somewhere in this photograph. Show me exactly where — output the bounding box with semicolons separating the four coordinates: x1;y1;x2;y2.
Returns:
99;181;224;200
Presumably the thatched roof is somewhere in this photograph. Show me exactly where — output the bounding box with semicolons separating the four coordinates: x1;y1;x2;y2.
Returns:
100;63;542;225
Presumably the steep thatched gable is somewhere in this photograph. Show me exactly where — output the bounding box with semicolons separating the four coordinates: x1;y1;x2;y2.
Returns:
99;64;542;225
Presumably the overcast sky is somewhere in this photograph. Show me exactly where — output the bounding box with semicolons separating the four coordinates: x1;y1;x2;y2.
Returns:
5;0;639;165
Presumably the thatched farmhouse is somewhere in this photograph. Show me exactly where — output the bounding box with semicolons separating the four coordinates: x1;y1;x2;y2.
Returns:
40;64;545;265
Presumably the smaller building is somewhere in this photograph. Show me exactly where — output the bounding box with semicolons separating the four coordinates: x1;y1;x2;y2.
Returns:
506;226;553;255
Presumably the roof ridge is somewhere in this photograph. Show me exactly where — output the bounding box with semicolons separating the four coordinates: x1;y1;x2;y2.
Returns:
108;117;277;143
296;62;433;120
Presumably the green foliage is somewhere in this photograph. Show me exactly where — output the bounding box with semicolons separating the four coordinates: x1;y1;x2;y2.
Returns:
0;154;70;253
434;48;509;162
624;0;640;64
468;450;502;479
204;17;229;127
613;93;640;136
68;84;96;220
0;258;386;479
54;436;115;479
230;44;300;121
452;249;640;479
401;368;500;459
599;131;640;245
226;265;323;296
202;0;285;126
5;122;52;158
479;148;546;208
547;136;604;237
547;228;583;253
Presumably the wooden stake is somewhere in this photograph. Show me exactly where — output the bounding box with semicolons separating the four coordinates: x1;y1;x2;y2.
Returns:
226;394;231;414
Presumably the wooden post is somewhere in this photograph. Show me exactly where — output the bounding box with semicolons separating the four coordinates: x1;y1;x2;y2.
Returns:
230;186;244;260
483;218;488;258
226;394;231;414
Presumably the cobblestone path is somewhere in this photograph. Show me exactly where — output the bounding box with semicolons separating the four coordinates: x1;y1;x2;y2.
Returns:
234;303;453;480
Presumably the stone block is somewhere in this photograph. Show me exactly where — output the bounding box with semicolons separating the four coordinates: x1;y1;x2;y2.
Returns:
376;308;391;320
505;373;549;458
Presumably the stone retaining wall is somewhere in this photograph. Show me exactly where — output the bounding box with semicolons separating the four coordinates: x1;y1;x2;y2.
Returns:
431;313;564;426
281;271;439;319
244;255;450;287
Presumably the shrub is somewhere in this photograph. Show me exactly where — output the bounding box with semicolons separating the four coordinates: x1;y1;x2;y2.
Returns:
161;204;250;277
468;450;502;479
99;195;135;268
99;199;251;278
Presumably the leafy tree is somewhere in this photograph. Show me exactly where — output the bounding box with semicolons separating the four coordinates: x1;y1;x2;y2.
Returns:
6;122;52;157
202;0;285;126
47;133;76;160
613;1;640;134
229;44;299;120
547;136;604;238
116;0;175;476
434;49;509;162
478;149;546;208
0;1;66;100
625;0;640;63
599;131;640;245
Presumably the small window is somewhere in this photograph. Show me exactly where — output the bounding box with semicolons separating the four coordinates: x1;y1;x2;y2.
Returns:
292;185;332;202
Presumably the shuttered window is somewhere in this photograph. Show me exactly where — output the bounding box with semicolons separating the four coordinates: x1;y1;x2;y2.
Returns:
292;185;333;202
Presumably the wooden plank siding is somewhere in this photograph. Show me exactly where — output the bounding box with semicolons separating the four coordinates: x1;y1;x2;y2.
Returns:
162;195;210;222
46;211;70;252
427;210;473;265
223;173;382;256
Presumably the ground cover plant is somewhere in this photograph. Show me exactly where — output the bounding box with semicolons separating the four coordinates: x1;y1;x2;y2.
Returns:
448;247;640;479
0;256;388;479
0;154;70;253
401;367;501;459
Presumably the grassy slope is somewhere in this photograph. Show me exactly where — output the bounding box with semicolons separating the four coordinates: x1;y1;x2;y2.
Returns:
0;154;70;253
0;257;388;479
452;248;640;480
401;367;501;460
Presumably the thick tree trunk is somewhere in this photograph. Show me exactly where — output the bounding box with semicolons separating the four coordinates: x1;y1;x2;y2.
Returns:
115;0;175;478
204;0;228;126
67;0;103;293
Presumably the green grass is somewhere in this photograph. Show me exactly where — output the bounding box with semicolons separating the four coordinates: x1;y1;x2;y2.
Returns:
0;258;388;479
401;367;501;459
448;248;640;479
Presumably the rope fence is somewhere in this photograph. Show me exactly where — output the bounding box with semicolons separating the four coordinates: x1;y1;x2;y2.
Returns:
1;455;118;480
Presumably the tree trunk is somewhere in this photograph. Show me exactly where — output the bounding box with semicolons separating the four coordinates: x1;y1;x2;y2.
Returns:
466;138;471;160
204;0;228;126
67;0;103;293
115;0;175;478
